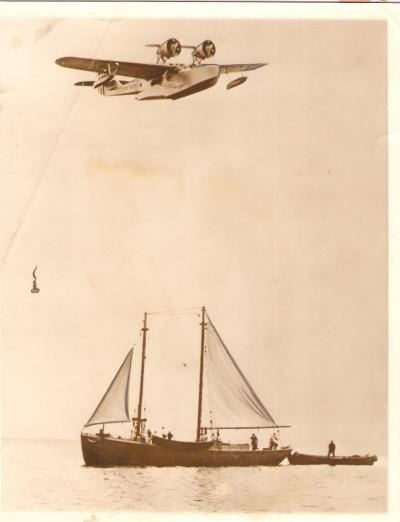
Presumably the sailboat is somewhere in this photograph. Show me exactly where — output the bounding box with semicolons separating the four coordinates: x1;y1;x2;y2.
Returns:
81;307;291;466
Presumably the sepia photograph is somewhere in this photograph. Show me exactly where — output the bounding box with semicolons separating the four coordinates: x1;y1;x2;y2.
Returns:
1;1;398;519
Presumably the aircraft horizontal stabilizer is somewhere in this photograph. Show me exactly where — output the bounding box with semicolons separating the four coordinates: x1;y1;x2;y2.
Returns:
75;81;95;87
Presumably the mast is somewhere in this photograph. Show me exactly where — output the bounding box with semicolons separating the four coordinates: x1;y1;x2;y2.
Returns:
196;306;207;441
135;311;148;439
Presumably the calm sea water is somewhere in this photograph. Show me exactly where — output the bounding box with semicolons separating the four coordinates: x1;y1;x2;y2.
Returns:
2;438;387;512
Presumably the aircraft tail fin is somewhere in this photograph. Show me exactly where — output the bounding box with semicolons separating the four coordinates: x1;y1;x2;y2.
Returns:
74;81;95;87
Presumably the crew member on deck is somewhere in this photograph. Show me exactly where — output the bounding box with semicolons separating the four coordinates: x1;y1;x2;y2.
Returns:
328;440;336;457
269;432;279;450
167;431;173;440
251;433;258;450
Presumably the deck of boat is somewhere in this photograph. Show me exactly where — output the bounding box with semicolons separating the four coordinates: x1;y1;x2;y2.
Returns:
152;435;215;451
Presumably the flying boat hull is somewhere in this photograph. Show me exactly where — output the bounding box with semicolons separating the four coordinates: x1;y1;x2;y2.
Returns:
136;64;220;100
97;64;220;99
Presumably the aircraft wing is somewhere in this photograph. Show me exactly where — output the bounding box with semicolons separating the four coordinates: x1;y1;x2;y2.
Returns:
219;63;267;74
55;57;175;81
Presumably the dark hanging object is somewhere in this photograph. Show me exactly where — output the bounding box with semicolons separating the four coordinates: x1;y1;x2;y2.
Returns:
31;266;40;294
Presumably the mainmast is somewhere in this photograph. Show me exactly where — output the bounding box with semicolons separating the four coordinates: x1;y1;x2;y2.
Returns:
135;311;148;440
196;306;207;441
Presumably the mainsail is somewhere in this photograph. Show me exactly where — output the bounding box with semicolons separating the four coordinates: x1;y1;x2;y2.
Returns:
85;348;133;427
204;315;277;428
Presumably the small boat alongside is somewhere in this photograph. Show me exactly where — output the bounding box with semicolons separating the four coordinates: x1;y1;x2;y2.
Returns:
288;451;378;466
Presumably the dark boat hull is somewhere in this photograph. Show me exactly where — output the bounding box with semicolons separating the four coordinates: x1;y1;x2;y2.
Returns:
81;433;291;467
288;451;378;466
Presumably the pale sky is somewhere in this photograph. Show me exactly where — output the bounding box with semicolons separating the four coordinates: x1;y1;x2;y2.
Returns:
0;13;388;456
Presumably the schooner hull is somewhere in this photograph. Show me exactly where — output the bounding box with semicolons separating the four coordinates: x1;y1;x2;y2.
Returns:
81;433;291;467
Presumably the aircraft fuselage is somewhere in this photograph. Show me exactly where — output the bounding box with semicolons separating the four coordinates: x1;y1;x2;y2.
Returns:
99;64;220;100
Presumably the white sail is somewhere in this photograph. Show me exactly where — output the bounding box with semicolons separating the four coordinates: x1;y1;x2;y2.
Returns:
204;316;277;428
85;349;133;427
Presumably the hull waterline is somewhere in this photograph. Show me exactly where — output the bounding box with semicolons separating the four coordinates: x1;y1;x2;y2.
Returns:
81;433;291;467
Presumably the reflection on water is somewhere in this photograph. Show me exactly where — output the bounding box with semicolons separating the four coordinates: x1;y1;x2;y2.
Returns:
2;439;387;512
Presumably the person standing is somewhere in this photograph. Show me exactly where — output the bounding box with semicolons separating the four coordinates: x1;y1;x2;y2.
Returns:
269;433;278;450
200;431;208;442
250;433;258;451
328;440;336;457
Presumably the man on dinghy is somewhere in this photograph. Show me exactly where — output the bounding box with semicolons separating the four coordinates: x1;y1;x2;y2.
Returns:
328;440;336;457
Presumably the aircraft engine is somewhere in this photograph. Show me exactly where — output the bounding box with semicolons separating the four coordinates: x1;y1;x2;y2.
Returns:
192;40;216;63
150;38;181;63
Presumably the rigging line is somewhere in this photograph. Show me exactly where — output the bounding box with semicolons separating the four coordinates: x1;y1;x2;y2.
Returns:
1;17;114;270
148;311;199;317
148;307;201;315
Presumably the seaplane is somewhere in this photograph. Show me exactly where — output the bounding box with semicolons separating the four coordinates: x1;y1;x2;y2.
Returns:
55;38;266;101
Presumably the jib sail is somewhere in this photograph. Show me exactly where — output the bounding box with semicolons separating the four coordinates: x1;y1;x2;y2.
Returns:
85;348;133;427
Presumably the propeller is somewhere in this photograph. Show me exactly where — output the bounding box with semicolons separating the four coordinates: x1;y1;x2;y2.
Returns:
181;40;216;64
146;38;181;63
